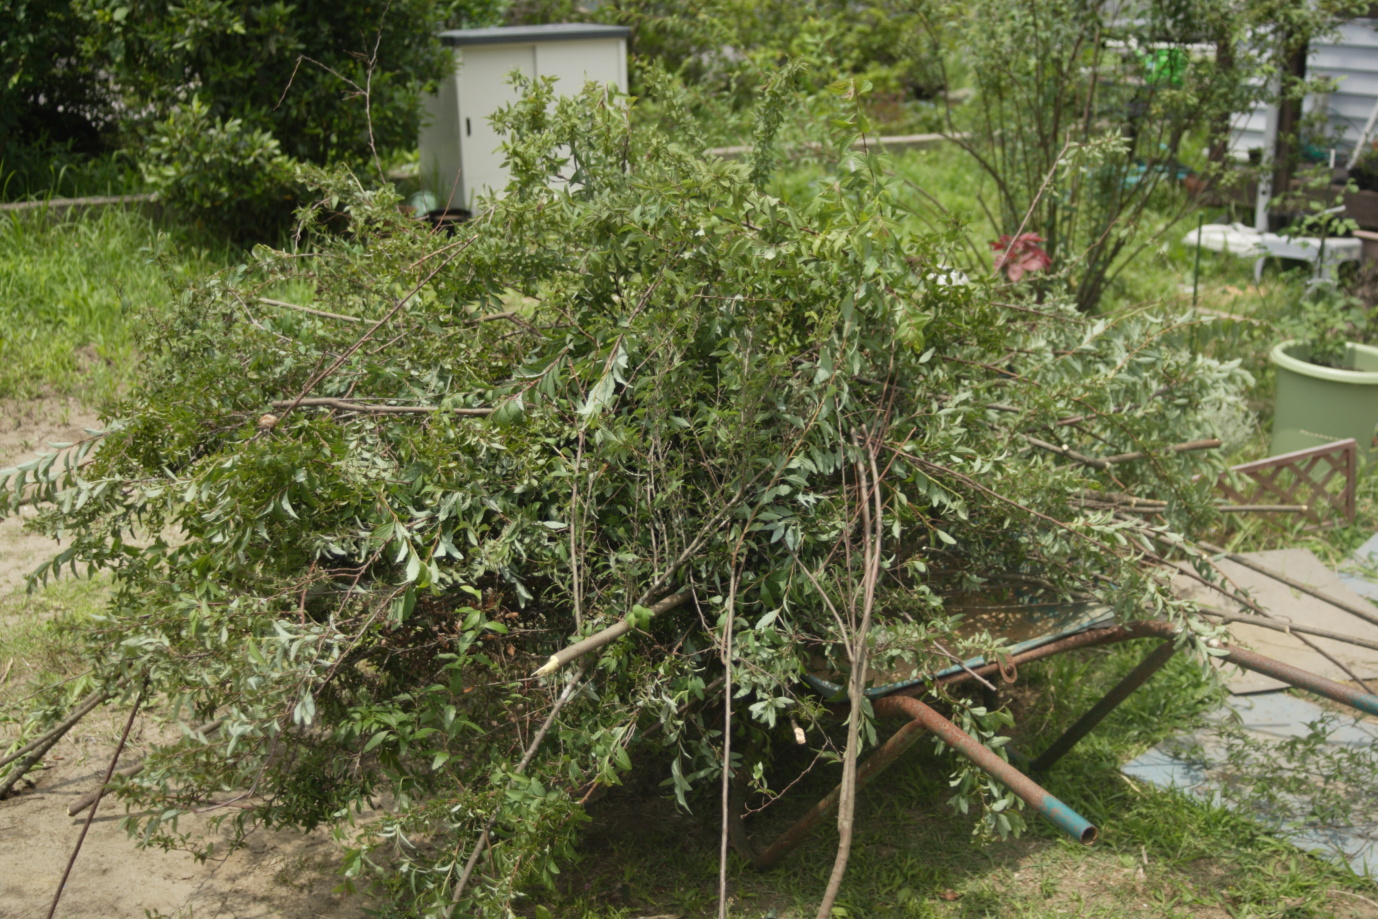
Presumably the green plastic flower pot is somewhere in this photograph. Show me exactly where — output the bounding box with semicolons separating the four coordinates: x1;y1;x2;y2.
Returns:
1270;340;1378;457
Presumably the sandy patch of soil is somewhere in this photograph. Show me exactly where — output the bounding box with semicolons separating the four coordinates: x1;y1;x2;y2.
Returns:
0;397;102;594
0;715;365;919
0;397;370;919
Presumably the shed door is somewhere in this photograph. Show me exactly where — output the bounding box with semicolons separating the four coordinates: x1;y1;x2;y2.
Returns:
533;39;626;192
534;39;624;90
457;45;536;207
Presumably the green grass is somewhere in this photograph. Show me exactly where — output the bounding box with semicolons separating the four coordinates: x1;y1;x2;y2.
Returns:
0;205;230;403
0;576;110;725
533;644;1378;918
1;149;145;203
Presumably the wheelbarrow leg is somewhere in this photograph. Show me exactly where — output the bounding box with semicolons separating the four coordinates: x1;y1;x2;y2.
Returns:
880;695;1098;845
1030;640;1177;773
743;695;1099;869
1221;641;1378;717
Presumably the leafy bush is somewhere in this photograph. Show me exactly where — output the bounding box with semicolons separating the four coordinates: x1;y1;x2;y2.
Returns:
656;0;942;99
1351;146;1378;193
140;99;299;241
3;79;1247;914
65;0;503;234
524;0;942;142
0;0;115;197
1283;287;1378;368
79;0;495;165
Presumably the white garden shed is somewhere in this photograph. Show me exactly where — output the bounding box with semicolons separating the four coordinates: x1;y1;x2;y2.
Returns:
419;23;630;213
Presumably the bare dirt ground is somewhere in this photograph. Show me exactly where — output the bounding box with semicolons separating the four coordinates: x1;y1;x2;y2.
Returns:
0;397;367;919
0;397;101;595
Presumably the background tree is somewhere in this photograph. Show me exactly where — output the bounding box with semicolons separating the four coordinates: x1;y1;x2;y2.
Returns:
512;0;944;144
0;0;505;232
77;0;506;166
929;0;1366;311
0;0;116;190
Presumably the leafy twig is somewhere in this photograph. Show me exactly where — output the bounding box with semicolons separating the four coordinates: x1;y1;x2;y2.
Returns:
258;298;365;323
268;398;492;416
446;665;588;913
0;690;109;797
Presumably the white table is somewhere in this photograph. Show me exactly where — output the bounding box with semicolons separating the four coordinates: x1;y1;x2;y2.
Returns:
1184;223;1362;282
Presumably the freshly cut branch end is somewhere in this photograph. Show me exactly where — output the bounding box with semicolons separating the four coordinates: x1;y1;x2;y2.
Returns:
532;591;692;677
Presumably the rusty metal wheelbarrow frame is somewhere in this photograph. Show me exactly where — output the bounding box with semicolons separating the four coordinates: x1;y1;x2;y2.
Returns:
731;619;1378;869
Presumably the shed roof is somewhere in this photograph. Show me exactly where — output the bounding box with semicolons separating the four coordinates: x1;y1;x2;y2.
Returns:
438;24;630;47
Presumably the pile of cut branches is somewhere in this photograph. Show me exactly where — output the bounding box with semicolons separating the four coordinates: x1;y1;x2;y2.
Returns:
1;76;1247;915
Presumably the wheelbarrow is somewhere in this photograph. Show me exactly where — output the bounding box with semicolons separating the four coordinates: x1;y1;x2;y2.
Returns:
728;605;1378;869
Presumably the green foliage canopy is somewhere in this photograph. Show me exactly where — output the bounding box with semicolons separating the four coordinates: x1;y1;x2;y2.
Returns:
519;0;942;145
76;0;503;166
17;0;504;232
0;0;112;174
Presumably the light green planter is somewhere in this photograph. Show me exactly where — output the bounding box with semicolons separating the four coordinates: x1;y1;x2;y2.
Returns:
1270;340;1378;457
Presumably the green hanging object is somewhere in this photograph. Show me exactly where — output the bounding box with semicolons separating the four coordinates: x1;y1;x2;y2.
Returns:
1140;48;1188;88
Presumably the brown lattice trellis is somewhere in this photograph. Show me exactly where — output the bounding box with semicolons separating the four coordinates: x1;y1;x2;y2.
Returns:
1214;438;1357;527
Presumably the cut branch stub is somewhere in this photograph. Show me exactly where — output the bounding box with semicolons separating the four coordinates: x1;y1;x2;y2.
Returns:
534;591;692;677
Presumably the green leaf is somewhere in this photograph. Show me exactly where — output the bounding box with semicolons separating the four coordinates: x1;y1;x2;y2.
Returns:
628;604;654;629
491;394;525;427
578;370;617;417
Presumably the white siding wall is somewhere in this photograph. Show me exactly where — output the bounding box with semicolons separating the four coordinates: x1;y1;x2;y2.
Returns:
1310;20;1378;152
1231;19;1378;160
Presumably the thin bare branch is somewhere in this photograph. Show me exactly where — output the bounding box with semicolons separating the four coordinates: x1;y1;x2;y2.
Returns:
446;665;588;913
269;398;491;416
258;298;365;323
45;683;145;919
816;433;885;919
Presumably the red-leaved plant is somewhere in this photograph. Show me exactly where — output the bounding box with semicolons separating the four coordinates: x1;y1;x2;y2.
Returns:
991;233;1052;282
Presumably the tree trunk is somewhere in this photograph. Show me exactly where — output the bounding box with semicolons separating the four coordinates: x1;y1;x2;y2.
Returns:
1270;38;1309;231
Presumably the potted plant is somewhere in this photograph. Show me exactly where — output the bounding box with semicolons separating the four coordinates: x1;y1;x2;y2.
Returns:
1270;284;1378;456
